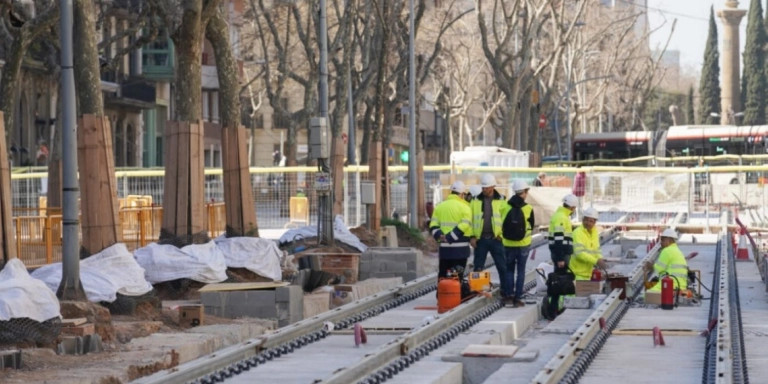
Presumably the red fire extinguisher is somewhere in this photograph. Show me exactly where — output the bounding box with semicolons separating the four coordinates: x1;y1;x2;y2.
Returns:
591;268;602;282
661;275;675;310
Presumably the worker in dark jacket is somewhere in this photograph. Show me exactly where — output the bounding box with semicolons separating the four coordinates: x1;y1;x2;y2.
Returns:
543;193;578;320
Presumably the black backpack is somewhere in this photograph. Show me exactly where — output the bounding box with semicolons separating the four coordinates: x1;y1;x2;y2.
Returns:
502;202;526;241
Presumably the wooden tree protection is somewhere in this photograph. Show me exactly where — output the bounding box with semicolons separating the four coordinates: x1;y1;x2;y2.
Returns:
221;125;257;237
77;114;120;257
161;120;207;245
0;112;16;265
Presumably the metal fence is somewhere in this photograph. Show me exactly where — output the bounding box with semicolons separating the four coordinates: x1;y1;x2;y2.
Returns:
10;164;768;267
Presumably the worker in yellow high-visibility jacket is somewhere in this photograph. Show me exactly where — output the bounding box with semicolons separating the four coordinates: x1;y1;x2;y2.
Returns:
646;228;688;292
430;181;474;278
570;207;607;280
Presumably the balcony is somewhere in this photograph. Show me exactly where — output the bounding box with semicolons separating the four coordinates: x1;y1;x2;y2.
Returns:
105;77;157;110
142;38;175;81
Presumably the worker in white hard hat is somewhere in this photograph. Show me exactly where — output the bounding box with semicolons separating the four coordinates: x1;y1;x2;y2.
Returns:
645;228;688;293
430;181;474;278
533;172;546;187
467;185;483;203
570;207;607;280
543;193;578;320
468;174;507;295
500;179;535;307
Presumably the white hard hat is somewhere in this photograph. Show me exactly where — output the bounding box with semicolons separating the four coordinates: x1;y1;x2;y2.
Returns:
583;207;599;220
468;185;482;197
661;228;678;239
480;174;497;188
562;194;578;207
513;180;529;193
450;181;467;194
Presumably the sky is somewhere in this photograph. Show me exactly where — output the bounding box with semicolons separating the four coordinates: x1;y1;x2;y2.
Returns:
647;0;748;72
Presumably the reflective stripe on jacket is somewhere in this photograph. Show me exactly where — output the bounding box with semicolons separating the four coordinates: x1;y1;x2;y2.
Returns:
548;206;574;260
469;190;505;239
429;195;473;259
570;225;601;280
650;243;688;290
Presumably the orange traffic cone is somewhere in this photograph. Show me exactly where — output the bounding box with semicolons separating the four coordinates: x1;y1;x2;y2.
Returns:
736;230;751;261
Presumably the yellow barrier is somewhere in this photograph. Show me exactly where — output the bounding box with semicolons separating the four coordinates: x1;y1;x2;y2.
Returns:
285;196;310;228
14;203;226;268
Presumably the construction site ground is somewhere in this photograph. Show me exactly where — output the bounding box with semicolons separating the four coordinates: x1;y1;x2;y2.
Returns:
0;225;438;384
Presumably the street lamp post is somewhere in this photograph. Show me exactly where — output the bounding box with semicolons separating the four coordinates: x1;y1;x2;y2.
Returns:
710;111;744;125
407;0;417;228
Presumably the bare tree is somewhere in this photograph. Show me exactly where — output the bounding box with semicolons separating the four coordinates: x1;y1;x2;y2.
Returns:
206;5;259;237
476;0;588;150
152;0;222;245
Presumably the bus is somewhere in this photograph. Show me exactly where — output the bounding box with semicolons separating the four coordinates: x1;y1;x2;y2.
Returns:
573;125;768;184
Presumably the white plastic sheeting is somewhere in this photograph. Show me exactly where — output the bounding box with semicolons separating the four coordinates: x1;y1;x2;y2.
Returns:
134;237;284;284
535;262;554;293
0;259;61;321
31;243;153;303
214;236;283;281
279;215;368;252
134;241;228;284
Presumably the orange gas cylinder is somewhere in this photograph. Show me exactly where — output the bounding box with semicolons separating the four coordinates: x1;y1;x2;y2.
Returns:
437;277;462;313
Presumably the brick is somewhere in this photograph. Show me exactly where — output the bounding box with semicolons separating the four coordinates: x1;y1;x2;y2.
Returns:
61;323;96;337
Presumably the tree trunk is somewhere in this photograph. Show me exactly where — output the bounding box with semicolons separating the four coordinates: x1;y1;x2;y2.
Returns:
0;112;17;266
162;0;208;245
207;8;258;237
73;0;120;257
77;116;120;256
73;0;104;116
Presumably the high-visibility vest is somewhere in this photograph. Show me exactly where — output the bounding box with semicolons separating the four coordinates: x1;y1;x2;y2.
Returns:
429;194;473;247
501;203;534;247
469;191;506;239
570;225;601;280
548;206;574;258
648;243;688;291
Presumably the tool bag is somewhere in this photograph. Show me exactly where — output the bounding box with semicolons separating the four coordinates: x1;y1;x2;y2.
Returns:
537;269;576;296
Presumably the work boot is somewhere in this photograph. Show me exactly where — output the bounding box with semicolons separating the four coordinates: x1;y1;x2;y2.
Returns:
513;299;525;308
502;296;516;307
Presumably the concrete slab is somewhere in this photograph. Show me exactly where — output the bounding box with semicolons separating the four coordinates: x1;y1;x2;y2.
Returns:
386;361;462;384
484;333;573;384
224;334;395;383
580;335;704;384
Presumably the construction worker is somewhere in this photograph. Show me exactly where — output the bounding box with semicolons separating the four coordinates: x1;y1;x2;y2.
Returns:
468;174;507;299
467;185;482;203
501;179;535;307
430;181;474;278
570;207;607;280
549;194;578;270
646;228;688;292
543;193;578;319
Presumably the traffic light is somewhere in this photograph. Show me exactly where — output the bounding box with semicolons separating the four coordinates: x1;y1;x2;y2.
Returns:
400;150;409;163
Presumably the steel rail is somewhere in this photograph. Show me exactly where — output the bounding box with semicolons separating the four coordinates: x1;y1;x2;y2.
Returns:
133;274;438;384
530;288;625;384
530;228;656;384
322;289;501;384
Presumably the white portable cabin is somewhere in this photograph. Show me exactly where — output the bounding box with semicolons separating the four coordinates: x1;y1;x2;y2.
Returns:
449;146;531;168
